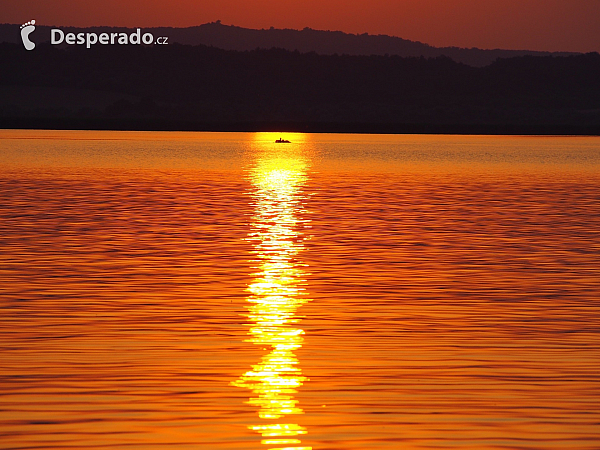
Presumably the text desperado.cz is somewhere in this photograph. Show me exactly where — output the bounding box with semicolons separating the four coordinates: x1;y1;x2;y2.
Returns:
51;28;168;48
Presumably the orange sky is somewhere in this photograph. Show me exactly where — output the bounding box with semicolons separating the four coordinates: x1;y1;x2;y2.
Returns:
3;0;600;52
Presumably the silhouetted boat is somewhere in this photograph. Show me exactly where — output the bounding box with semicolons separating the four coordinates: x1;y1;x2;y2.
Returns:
275;138;291;143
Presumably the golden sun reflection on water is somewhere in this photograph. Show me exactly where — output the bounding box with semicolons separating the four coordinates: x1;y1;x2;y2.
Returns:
232;136;312;450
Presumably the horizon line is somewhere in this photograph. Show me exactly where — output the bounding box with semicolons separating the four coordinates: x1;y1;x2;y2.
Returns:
0;21;591;55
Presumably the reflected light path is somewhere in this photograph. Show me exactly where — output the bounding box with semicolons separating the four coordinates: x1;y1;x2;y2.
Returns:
232;134;312;450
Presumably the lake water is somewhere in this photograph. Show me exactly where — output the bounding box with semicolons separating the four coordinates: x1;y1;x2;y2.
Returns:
1;130;599;450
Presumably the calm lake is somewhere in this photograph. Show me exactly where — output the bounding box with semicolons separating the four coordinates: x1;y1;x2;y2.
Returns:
1;130;599;450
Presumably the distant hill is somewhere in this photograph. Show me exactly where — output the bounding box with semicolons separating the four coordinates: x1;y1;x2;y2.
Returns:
0;21;579;67
1;41;599;134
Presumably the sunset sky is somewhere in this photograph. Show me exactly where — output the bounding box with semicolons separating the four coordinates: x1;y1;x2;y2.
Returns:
3;0;600;53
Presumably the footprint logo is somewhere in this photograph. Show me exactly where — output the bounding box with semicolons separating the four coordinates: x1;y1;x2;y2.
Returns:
20;20;36;51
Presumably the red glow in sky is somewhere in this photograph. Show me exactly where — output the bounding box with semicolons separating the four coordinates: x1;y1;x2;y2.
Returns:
3;0;600;53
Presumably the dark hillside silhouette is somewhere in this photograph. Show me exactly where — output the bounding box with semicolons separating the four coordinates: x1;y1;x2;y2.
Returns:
0;21;578;67
1;42;599;134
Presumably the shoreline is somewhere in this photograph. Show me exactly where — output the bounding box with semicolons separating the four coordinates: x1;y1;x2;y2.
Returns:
2;119;599;136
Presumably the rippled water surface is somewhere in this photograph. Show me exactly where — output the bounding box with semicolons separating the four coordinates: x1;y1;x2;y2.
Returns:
1;130;599;450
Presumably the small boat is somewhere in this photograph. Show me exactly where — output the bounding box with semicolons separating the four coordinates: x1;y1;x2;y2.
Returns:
275;138;291;143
